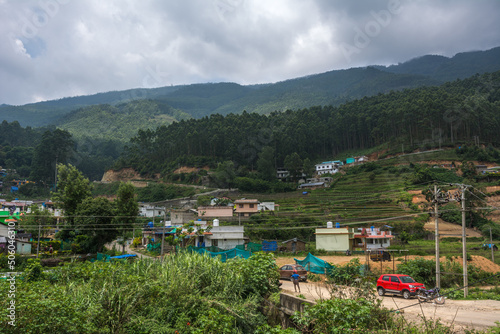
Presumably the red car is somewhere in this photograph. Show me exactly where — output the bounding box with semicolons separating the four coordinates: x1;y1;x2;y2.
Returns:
279;264;308;282
376;274;425;299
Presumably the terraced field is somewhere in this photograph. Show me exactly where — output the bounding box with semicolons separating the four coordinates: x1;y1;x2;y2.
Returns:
240;166;423;241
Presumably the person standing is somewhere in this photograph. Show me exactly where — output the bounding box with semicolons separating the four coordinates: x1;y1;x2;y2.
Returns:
291;270;300;293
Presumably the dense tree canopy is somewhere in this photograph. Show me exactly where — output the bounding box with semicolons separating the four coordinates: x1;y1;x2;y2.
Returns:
29;129;74;185
116;71;500;175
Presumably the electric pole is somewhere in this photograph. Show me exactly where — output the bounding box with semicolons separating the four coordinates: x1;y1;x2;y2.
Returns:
434;184;441;289
461;186;468;297
36;223;41;258
160;210;166;261
490;227;495;263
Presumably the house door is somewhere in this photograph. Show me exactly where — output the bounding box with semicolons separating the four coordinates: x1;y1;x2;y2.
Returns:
292;242;296;252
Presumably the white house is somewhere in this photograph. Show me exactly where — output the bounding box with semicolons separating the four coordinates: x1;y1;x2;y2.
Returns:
315;161;342;175
353;227;394;250
139;204;166;218
276;168;290;179
205;225;245;250
258;202;276;212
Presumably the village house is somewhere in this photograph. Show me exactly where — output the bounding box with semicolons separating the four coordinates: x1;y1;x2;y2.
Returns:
171;209;197;225
298;181;328;190
1;200;32;213
315;222;394;252
234;199;259;217
353;226;394;251
315;161;342;175
162;219;245;250
141;218;184;246
197;206;234;218
202;219;245;250
315;223;353;252
281;238;306;252
139;204;166;218
276;167;290;179
257;202;276;212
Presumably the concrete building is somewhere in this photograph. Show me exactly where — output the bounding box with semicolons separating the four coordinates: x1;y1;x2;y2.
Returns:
353;227;394;251
171;209;197;225
234;199;259;217
315;223;353;252
315;161;342;175
316;223;394;252
258;202;276;212
139;204;166;218
197;206;234;218
204;220;245;250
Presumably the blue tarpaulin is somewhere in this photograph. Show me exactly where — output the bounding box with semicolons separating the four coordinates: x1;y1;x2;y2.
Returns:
262;240;277;252
109;254;137;259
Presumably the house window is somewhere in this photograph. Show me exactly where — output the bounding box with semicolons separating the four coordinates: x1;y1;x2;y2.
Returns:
213;239;218;247
249;204;254;208
239;204;243;208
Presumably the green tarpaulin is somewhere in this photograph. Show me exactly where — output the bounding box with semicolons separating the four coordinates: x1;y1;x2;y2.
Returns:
188;246;252;262
235;242;262;252
294;253;335;274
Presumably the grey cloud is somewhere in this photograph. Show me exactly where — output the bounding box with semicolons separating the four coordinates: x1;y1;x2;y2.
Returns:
0;0;499;105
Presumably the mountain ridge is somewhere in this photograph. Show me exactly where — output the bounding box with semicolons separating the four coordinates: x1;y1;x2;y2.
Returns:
1;45;499;130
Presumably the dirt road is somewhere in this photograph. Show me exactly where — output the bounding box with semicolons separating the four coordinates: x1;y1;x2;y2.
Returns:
280;280;500;332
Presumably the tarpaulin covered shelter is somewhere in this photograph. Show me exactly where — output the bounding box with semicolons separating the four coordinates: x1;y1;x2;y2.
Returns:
294;253;335;274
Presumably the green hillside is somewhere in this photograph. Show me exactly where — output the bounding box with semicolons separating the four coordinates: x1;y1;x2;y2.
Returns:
56;99;191;141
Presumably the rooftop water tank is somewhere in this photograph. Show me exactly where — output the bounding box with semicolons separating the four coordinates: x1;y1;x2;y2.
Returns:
213;219;219;227
327;221;333;228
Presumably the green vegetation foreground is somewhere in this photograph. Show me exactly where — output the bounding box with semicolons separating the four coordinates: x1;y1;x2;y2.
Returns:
3;253;500;333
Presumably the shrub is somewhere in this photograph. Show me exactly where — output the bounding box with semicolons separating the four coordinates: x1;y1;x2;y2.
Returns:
328;258;363;285
292;298;392;333
131;237;141;248
24;258;44;282
397;257;436;287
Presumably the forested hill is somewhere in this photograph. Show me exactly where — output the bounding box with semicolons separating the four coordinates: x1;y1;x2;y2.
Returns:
1;46;499;128
115;70;500;174
55;99;192;142
375;46;500;82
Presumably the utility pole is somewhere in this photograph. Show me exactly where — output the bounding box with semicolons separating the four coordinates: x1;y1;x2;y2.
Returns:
434;184;441;289
160;210;166;261
490;227;495;263
54;155;58;191
36;223;41;258
461;186;468;297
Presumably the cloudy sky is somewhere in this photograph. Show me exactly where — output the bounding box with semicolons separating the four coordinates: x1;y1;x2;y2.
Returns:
1;0;500;106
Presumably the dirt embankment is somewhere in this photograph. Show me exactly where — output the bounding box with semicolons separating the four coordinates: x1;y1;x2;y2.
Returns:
423;219;483;238
101;166;210;182
173;166;209;174
101;168;160;183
